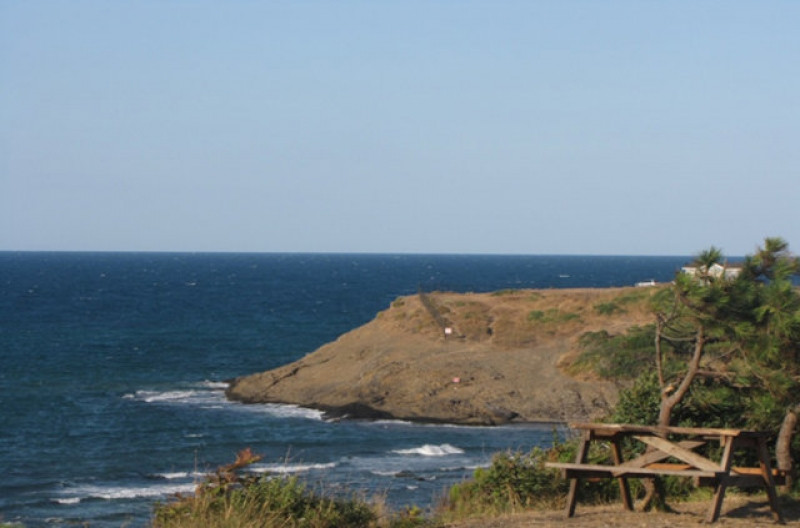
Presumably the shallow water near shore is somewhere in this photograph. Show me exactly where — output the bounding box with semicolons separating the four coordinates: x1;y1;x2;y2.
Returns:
0;252;688;527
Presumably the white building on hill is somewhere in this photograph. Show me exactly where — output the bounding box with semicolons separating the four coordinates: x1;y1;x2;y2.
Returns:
681;262;742;281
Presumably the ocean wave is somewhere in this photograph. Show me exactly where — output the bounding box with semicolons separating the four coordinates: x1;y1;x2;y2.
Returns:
250;462;337;474
200;380;229;390
130;390;201;403
123;386;324;421
151;471;207;480
250;403;325;421
372;419;417;426
56;482;196;504
438;463;487;472
370;470;400;477
391;444;464;456
52;497;81;505
155;472;191;480
122;381;227;406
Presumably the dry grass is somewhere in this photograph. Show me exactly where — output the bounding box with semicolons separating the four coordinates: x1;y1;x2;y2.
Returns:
391;287;662;353
446;493;800;527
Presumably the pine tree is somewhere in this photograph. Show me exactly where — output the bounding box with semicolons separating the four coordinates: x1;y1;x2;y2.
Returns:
645;237;800;504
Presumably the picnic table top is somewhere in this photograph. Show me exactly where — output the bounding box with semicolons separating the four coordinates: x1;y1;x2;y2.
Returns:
569;422;771;439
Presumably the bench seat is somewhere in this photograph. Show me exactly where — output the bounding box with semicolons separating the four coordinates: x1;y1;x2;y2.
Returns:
546;461;720;479
546;462;787;486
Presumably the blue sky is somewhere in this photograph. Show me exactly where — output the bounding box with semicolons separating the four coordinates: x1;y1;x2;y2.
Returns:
2;1;798;256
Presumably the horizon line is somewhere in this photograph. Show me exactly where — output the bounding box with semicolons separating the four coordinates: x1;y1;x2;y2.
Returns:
0;249;702;258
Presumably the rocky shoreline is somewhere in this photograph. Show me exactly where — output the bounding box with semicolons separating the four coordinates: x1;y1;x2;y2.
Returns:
226;287;660;425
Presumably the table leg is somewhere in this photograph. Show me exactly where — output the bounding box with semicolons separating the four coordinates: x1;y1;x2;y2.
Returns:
706;436;734;523
565;433;590;518
756;437;784;523
611;437;633;511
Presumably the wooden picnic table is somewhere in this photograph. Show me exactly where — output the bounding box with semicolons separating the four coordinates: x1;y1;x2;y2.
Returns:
546;423;785;523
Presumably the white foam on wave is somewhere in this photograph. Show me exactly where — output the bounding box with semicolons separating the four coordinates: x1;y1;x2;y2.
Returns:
201;380;229;390
250;462;337;474
153;471;206;480
372;419;416;426
57;482;196;503
123;380;228;406
53;497;81;505
157;472;190;480
135;390;200;403
370;469;400;477
392;444;464;456
123;383;327;431
251;403;325;421
124;384;324;422
373;420;488;430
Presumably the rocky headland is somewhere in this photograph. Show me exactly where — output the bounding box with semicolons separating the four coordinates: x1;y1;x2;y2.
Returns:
226;287;662;425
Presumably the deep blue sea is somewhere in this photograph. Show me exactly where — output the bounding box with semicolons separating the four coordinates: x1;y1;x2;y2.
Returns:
0;252;689;527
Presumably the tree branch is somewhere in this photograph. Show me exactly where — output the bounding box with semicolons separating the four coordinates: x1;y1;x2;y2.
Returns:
655;316;665;389
659;325;705;427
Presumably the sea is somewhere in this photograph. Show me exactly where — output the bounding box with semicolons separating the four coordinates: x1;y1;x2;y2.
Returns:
0;252;689;527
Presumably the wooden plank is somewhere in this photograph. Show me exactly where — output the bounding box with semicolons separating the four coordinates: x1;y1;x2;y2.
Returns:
549;460;787;482
732;466;787;479
621;440;705;469
634;435;722;472
611;437;633;511
565;434;589;518
645;463;692;471
757;436;784;523
707;434;735;522
611;466;719;478
546;462;719;479
546;462;612;471
569;422;766;439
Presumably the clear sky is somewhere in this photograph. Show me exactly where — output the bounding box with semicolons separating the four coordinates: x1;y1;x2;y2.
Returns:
2;1;798;256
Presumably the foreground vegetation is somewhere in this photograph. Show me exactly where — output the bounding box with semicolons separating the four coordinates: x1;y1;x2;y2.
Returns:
153;238;800;527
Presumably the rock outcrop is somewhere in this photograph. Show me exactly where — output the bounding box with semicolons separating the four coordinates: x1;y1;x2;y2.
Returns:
227;287;660;425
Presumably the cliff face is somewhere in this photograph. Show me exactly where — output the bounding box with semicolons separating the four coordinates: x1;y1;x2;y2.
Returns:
226;287;661;425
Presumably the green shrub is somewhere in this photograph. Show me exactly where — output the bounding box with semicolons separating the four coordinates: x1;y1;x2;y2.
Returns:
594;302;626;315
610;368;765;432
607;371;662;425
153;450;377;528
609;371;766;470
527;310;545;321
388;505;441;528
439;435;622;520
442;450;564;518
570;325;656;380
527;309;581;324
